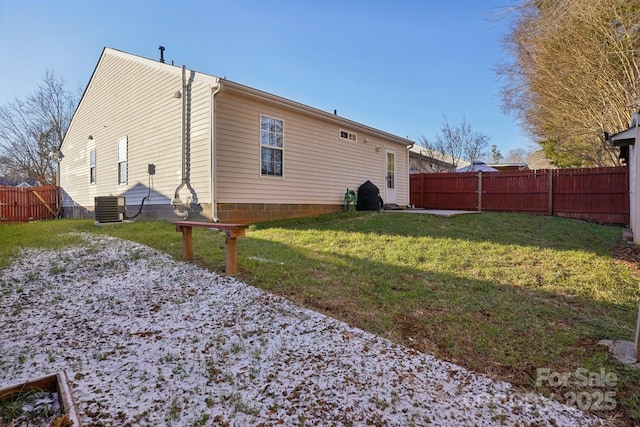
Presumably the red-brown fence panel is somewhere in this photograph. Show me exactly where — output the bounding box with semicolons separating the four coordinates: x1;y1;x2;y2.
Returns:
409;166;629;225
410;172;478;210
482;170;550;214
0;185;59;223
551;167;629;224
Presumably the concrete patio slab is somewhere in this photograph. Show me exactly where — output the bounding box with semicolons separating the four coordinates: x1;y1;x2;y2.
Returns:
598;340;640;368
381;209;480;217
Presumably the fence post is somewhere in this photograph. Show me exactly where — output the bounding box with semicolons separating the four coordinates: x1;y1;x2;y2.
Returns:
478;171;483;212
55;186;60;216
421;173;425;208
548;169;553;215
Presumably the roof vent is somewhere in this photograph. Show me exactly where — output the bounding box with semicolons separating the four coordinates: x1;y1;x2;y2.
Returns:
158;45;165;63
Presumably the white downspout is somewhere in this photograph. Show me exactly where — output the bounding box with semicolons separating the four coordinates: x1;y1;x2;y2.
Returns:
210;80;222;222
406;143;412;207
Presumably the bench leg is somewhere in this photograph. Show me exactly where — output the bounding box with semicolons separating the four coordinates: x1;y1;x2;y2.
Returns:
181;226;193;260
225;234;238;274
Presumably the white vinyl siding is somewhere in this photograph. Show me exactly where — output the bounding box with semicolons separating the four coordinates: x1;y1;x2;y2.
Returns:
215;90;409;205
60;49;213;209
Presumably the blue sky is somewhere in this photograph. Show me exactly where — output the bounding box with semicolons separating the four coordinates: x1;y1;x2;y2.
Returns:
0;0;529;154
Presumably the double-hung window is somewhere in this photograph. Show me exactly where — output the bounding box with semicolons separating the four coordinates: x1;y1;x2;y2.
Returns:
260;115;283;177
89;149;96;184
117;136;127;184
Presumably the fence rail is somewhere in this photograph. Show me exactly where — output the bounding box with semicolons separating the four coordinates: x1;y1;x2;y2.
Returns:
410;167;629;225
0;185;60;223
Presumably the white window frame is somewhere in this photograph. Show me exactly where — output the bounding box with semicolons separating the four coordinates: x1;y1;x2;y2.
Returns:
89;149;96;184
386;150;395;189
340;129;357;142
260;115;284;177
117;136;127;185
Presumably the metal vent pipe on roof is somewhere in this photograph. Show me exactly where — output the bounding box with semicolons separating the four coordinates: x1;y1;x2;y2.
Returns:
158;46;165;63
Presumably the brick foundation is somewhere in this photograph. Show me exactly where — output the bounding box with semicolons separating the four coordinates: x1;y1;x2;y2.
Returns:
216;203;342;223
64;202;341;223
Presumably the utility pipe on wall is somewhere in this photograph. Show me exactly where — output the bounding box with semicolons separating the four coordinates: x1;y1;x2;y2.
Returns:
172;65;191;219
210;80;223;222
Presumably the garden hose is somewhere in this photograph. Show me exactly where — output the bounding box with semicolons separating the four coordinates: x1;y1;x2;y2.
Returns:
343;189;357;211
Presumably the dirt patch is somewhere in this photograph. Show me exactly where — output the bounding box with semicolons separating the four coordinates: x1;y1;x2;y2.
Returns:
613;244;640;275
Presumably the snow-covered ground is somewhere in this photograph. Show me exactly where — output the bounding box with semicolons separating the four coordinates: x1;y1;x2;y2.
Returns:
0;233;601;426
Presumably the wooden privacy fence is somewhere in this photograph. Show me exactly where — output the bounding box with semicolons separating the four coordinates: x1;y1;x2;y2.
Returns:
0;185;59;223
410;166;629;225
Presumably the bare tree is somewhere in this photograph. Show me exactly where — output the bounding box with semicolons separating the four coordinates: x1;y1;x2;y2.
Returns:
499;0;640;167
0;71;77;185
419;116;490;172
504;147;530;163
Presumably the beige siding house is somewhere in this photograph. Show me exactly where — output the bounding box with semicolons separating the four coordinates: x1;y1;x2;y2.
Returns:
61;48;413;223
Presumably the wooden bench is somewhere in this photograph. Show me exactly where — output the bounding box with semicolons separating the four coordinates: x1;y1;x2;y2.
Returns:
174;221;248;274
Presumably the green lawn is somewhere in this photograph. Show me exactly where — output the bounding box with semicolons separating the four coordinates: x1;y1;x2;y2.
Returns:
1;212;639;423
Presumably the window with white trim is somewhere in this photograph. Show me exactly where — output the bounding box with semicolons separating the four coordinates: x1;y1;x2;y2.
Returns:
340;129;357;142
89;149;96;184
260;115;283;177
117;136;127;184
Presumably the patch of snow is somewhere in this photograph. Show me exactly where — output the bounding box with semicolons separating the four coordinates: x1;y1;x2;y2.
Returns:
247;256;285;265
0;234;602;425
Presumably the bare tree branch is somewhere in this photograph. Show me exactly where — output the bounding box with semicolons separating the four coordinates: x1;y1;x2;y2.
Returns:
420;116;490;172
0;71;77;185
498;0;640;167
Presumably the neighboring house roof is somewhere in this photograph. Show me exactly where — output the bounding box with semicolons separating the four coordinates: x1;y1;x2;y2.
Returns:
409;146;454;172
455;161;499;172
0;177;36;187
408;145;470;172
486;163;529;171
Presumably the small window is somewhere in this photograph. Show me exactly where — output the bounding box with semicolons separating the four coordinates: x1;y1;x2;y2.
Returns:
340;130;357;142
89;149;96;184
260;115;283;177
117;136;127;184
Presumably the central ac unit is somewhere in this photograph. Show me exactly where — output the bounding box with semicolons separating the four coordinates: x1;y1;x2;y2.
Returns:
95;196;125;223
